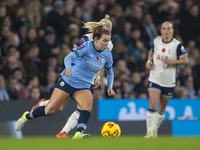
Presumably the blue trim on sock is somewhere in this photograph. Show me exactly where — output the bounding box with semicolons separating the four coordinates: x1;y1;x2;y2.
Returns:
30;111;34;118
26;106;46;120
77;110;90;133
77;123;86;130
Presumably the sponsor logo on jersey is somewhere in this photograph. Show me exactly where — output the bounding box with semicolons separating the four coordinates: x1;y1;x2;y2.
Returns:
87;60;102;70
156;55;168;61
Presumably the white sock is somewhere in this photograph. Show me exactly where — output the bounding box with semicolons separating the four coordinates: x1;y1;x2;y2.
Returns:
60;110;81;133
152;112;165;133
39;100;49;106
146;110;155;133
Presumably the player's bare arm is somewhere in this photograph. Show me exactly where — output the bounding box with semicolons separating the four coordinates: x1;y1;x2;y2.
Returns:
146;51;153;70
163;56;189;65
93;67;105;89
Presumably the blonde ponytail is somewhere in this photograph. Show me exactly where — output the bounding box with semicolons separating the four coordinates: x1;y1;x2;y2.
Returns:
83;22;107;33
83;14;112;34
100;14;112;29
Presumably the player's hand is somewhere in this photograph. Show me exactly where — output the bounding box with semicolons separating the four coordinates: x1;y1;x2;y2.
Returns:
93;77;101;89
163;58;172;64
146;60;153;70
107;89;115;96
65;69;72;77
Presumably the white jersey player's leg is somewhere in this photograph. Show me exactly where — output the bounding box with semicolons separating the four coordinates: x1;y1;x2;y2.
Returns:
145;110;155;138
151;112;165;137
61;109;81;133
56;109;81;138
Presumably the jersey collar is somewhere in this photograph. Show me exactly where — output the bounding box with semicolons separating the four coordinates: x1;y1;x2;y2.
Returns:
162;38;173;44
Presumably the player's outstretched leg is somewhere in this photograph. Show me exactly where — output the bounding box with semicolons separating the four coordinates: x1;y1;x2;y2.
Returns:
15;106;46;131
72;110;91;139
56;132;69;138
151;112;165;138
56;109;81;138
72;132;90;139
15;111;29;131
31;99;48;112
144;109;155;138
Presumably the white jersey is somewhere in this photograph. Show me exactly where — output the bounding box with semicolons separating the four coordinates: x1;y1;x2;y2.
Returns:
149;37;188;87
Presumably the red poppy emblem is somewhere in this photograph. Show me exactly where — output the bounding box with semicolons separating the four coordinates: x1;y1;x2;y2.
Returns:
162;48;166;53
96;56;99;61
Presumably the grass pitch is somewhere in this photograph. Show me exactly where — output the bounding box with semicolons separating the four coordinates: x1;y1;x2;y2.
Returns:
1;136;200;150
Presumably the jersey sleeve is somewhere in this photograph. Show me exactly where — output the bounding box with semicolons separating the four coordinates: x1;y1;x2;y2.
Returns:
72;42;88;58
64;43;88;69
105;67;114;89
176;43;188;59
74;35;89;48
150;40;155;53
104;52;113;69
104;53;114;89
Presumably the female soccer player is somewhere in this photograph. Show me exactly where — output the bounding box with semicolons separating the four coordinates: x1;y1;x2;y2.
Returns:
30;15;113;138
145;21;188;138
15;23;115;139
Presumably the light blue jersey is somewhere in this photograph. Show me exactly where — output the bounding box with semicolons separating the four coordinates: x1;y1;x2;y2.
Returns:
60;41;114;89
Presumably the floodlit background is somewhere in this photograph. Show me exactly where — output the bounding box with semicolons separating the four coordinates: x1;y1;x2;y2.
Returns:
0;0;200;138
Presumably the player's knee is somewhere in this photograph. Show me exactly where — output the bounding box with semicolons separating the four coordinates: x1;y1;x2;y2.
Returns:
82;102;93;112
87;105;93;112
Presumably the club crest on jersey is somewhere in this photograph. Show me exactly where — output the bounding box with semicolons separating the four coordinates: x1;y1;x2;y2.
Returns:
60;81;65;86
101;58;105;63
96;56;99;61
77;45;85;50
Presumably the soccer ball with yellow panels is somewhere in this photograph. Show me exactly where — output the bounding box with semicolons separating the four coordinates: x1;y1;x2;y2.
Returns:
101;122;121;138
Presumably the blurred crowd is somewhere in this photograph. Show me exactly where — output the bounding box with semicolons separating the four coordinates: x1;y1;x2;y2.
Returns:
0;0;200;101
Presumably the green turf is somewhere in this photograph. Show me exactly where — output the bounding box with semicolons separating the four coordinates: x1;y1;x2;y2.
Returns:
1;136;200;150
